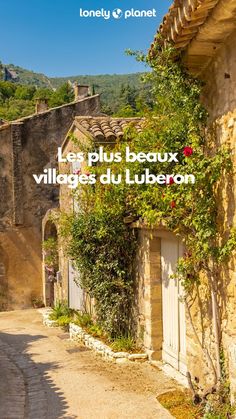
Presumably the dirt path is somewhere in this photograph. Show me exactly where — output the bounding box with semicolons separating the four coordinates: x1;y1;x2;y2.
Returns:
0;309;179;418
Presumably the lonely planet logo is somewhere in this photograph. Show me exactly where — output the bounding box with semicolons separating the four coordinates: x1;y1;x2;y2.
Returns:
112;8;123;19
79;8;157;20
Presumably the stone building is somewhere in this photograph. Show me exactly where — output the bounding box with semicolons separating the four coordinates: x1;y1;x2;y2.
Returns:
148;0;236;400
42;116;143;308
0;87;100;309
41;0;236;402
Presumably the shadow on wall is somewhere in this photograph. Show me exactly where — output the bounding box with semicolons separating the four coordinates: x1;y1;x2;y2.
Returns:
0;331;76;419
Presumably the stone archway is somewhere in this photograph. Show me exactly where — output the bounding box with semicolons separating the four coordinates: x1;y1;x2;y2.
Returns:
0;246;9;311
42;217;59;307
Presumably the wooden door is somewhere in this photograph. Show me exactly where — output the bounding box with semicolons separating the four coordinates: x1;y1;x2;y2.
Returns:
68;260;84;311
161;238;187;374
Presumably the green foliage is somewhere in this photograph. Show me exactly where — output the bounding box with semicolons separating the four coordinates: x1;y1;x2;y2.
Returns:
2;63;53;87
15;85;36;100
116;42;235;294
0;81;17;100
48;83;74;108
74;313;105;338
33;87;52;100
87;324;104;338
0;78;74;121
74;312;93;328
66;210;136;338
203;351;235;418
42;237;58;271
59;40;236;349
51;73;148;114
111;336;136;352
204;381;235;418
31;297;44;308
113;83;153;116
56;315;73;328
1;60;151;117
49;300;73;320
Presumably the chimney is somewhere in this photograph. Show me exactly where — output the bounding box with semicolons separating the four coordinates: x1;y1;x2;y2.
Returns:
35;98;48;114
73;83;90;101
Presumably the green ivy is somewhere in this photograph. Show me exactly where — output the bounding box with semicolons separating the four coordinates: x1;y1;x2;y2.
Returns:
61;39;236;344
66;210;136;338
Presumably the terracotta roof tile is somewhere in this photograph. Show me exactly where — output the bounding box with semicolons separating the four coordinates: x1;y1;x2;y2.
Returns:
75;117;144;142
150;0;220;54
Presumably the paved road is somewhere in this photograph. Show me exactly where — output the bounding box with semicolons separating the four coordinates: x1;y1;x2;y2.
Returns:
0;309;177;419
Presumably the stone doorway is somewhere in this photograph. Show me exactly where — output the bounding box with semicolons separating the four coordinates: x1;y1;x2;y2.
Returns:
161;237;187;375
43;220;59;307
0;247;8;310
136;227;187;375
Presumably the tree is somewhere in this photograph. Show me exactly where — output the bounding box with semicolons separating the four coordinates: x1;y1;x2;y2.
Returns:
49;83;74;108
15;85;36;100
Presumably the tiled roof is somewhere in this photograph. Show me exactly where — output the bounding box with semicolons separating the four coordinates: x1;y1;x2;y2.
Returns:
150;0;219;53
74;116;144;141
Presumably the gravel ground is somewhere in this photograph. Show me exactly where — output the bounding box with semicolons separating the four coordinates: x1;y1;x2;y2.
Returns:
0;309;180;419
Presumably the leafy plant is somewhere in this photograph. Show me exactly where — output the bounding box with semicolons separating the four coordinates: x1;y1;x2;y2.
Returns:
74;312;93;328
203;377;235;418
111;336;137;353
87;324;104;338
43;237;58;272
31;297;44;308
57;39;236;411
65;210;137;338
56;315;73;330
49;300;73;320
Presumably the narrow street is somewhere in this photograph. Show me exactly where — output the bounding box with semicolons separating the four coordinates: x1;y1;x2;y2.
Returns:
0;309;179;419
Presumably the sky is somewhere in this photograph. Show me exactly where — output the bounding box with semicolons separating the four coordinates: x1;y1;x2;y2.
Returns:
1;0;172;77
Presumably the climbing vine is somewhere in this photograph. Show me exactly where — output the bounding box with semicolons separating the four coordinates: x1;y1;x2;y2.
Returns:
60;39;236;397
42;237;58;274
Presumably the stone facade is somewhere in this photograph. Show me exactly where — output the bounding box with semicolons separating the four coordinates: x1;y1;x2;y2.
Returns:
134;228;163;360
189;23;236;400
41;117;144;316
150;0;236;400
0;95;100;309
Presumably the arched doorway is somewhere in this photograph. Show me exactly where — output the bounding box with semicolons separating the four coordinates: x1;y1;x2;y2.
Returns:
43;220;59;307
0;246;9;311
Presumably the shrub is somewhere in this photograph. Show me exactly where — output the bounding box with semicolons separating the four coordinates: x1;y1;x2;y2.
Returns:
67;211;136;338
87;324;104;338
74;312;93;328
31;297;44;308
49;300;73;320
111;336;137;353
56;315;73;329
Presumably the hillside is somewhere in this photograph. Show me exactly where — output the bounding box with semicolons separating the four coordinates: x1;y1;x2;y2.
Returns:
0;63;150;120
4;64;145;107
4;64;54;89
51;73;144;109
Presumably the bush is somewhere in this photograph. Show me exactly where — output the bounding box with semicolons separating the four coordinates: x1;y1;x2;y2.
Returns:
49;300;73;320
74;312;93;328
68;211;136;338
111;336;136;352
56;315;73;329
87;324;104;338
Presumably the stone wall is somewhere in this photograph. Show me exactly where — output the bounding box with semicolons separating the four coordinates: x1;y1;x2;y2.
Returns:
0;95;100;309
42;128;95;310
213;110;236;401
202;29;236;122
186;28;236;397
134;228;163;361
